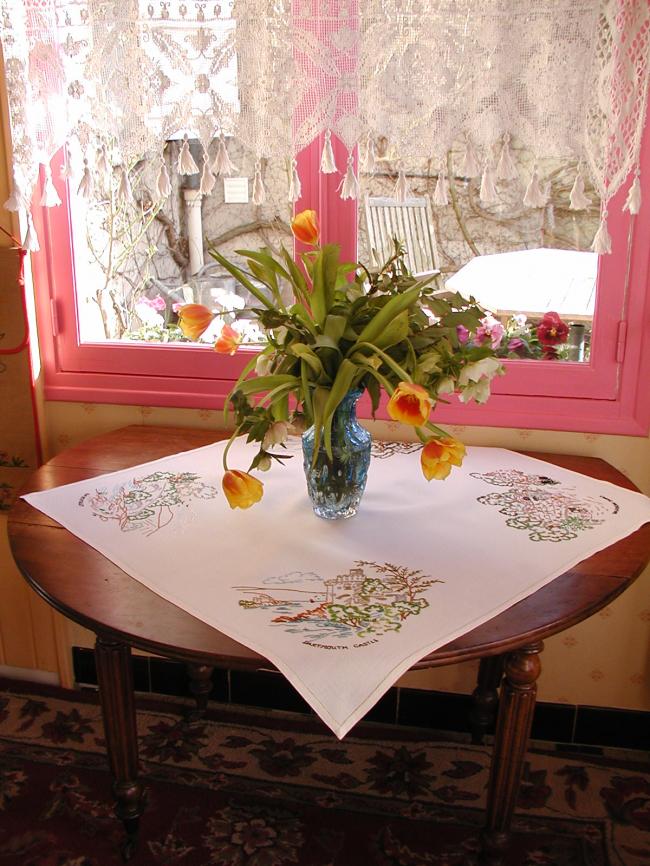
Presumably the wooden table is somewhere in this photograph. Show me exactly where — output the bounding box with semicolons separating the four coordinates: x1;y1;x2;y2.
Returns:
8;425;650;865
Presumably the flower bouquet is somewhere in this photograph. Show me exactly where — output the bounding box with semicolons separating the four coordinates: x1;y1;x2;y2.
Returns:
178;210;503;516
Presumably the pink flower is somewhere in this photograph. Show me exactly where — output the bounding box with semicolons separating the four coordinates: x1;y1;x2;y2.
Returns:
140;295;166;311
456;325;469;344
475;315;505;350
508;337;525;351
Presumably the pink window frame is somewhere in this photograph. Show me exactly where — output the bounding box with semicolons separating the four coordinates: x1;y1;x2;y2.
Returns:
30;123;650;435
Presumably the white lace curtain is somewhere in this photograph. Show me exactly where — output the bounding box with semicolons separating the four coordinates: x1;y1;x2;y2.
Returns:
1;0;649;252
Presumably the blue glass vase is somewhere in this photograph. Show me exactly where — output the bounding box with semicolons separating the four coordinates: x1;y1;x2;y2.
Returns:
302;389;372;520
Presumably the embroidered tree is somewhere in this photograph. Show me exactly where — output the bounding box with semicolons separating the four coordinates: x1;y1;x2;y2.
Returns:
355;561;443;605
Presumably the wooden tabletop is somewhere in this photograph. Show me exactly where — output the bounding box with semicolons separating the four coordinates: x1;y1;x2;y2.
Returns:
8;425;650;670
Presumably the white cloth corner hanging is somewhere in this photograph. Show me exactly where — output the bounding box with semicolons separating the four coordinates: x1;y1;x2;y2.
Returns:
22;437;650;739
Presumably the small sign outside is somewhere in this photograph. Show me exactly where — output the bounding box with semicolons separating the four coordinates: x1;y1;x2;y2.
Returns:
223;177;249;203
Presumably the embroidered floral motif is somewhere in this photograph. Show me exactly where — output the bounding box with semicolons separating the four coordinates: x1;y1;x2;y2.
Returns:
370;441;422;460
80;470;219;535
471;469;619;542
235;561;443;643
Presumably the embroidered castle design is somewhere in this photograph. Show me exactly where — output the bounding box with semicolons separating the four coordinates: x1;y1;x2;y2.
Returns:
236;561;443;642
80;470;219;536
471;469;619;542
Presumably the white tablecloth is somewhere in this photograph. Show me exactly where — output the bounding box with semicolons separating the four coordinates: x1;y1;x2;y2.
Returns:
23;439;650;738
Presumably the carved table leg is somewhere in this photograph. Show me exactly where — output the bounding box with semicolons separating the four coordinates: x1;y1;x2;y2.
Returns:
480;642;543;866
469;655;504;744
95;637;145;861
186;663;214;719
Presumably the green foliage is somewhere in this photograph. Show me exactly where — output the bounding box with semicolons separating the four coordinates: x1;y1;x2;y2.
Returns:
209;237;500;471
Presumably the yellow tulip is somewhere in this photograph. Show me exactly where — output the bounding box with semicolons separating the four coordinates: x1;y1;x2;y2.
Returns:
387;382;433;427
214;324;242;355
222;470;264;509
420;437;466;481
177;303;215;341
291;209;319;245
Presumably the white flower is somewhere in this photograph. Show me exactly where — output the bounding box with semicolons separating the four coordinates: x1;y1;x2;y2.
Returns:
513;313;528;328
134;302;164;327
457;357;504;404
255;351;274;376
262;421;290;450
436;376;455;395
257;455;272;471
458;357;502;386
458;378;492;404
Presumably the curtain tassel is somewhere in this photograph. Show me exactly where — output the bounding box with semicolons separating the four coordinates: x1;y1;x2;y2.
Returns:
339;154;359;200
95;145;111;188
23;213;40;252
178;134;199;175
4;174;22;211
591;211;612;254
212;136;237;177
496;133;518;181
363;134;376;173
40;165;61;207
460;139;480;178
252;163;266;205
623;174;641;215
117;166;133;203
523;167;547;208
433;169;449;206
288;159;302;203
394;168;410;203
569;172;591;210
60;144;73;180
199;152;216;195
156;158;172;199
479;161;498;204
320;130;338;174
77;159;94;199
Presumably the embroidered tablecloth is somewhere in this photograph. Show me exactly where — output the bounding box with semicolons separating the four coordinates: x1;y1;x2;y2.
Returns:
23;438;650;738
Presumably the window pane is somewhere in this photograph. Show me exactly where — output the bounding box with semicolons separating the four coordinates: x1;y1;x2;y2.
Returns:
70;137;291;347
357;141;601;363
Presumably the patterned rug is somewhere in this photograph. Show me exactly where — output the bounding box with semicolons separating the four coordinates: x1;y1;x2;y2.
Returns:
0;684;649;866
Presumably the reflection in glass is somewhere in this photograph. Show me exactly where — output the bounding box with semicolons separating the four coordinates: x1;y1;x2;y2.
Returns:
358;142;600;363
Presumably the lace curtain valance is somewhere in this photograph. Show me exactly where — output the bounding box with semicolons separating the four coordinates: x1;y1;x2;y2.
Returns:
1;0;648;252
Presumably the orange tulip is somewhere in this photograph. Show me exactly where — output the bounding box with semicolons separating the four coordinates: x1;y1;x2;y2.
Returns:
291;209;319;245
387;382;433;427
214;324;242;355
420;437;466;481
222;470;264;509
177;303;215;341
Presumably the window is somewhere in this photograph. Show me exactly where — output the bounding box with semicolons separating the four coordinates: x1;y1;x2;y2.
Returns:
29;122;650;435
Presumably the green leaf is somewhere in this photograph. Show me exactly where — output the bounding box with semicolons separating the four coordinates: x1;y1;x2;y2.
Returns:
322;358;360;461
372;309;409;349
351;341;411;383
237;373;300;396
207;246;275;309
224;352;260;422
323;314;348;344
311;386;330;460
290;303;317;337
353;284;421;347
311;244;341;325
290;343;325;378
366;375;380;415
